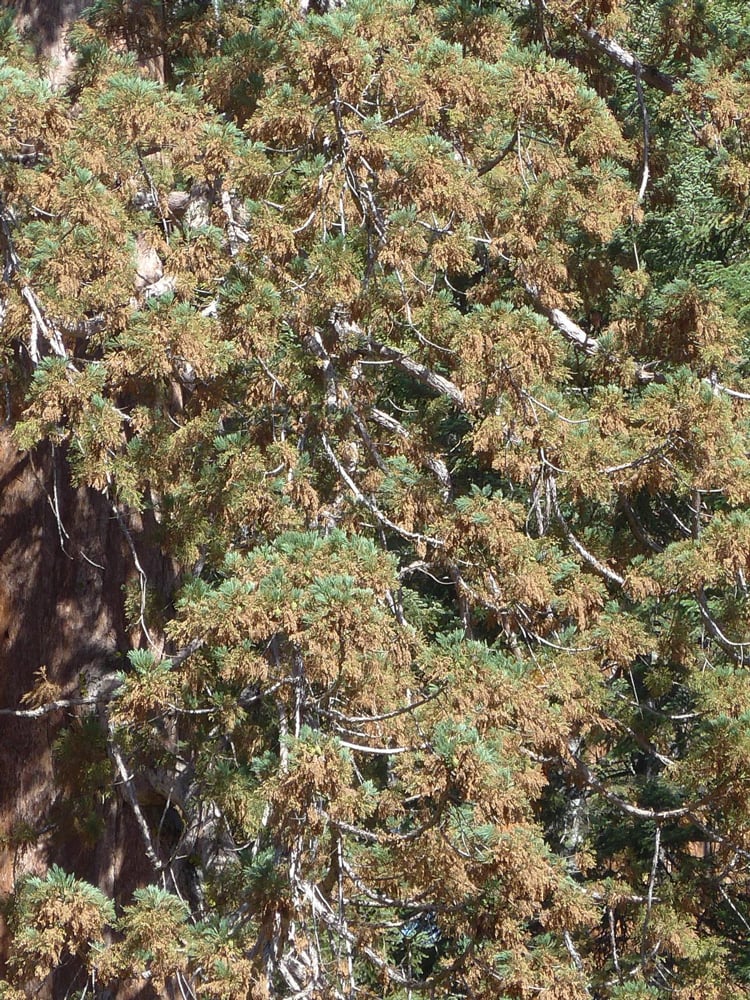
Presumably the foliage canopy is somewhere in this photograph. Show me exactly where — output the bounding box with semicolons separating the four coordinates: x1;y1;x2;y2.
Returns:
4;0;750;997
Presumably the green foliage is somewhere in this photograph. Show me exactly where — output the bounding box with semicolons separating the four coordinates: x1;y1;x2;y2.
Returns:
4;0;750;997
5;866;115;982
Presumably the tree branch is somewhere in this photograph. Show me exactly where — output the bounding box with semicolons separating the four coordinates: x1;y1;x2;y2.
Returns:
365;339;466;408
570;16;676;95
696;588;747;664
320;432;444;547
548;475;625;586
107;723;163;873
641;824;662;972
571;755;689;820
525;283;599;356
634;64;651;202
0;695;101;718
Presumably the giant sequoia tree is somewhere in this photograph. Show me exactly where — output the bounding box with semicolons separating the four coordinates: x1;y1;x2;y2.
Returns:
2;0;750;996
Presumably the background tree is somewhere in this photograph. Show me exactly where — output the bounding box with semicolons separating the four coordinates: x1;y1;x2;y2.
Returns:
3;1;750;997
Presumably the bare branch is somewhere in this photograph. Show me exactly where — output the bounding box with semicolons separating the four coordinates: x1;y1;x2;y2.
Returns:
619;494;664;552
548;475;625;586
366;339;466;408
477;130;518;177
563;930;589;989
304;329;341;412
527;286;599;356
167;637;205;668
336;738;422;755
570;16;676;94
0;696;100;718
571;755;689;820
108;723;162;873
641;824;662;972
298;879;464;991
0;201;68;361
320;433;444;547
635;65;651;202
370;406;410;437
110;498;155;646
696;588;747;664
714;381;750;401
608;906;622;981
0;641;201;720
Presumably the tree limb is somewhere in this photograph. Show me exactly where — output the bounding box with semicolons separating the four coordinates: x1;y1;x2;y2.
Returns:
365;338;466;408
570;16;676;95
107;723;163;873
548;475;625;586
320;432;444;547
571;755;689;820
641;824;662;972
525;284;599;356
634;64;651;202
0;695;101;718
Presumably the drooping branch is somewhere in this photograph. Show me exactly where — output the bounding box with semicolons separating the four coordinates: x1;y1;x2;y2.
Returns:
477;129;518;177
297;878;467;992
619;494;664;553
366;406;453;497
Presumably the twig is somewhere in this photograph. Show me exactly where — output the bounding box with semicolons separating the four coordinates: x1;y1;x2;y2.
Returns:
641;825;662;971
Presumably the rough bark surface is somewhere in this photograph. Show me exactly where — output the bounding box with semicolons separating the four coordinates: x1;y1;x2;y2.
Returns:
0;431;159;992
3;0;165;85
3;0;87;84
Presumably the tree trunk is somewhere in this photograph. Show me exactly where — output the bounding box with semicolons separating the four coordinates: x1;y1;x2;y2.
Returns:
0;433;164;993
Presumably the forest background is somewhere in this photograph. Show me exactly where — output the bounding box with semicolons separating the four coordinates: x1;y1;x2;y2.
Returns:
1;0;750;997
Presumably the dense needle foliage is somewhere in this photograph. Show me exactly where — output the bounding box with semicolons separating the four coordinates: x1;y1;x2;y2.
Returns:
4;0;750;996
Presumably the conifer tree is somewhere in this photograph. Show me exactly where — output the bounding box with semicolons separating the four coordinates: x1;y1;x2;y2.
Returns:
3;1;750;997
